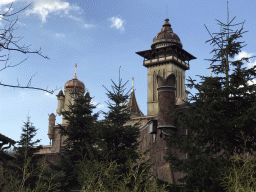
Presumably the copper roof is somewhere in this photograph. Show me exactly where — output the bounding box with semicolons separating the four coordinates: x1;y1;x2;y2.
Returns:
64;77;85;91
151;19;182;49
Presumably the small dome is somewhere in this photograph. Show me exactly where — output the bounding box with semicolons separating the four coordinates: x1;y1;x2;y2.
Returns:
64;76;85;91
151;19;182;49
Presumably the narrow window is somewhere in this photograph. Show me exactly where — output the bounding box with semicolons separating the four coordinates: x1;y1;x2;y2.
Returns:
157;70;161;100
175;71;177;97
153;71;156;101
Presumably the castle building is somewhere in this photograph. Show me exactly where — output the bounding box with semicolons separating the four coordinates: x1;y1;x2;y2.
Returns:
38;19;196;184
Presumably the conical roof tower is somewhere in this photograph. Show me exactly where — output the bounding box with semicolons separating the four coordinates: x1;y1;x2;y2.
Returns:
127;77;143;117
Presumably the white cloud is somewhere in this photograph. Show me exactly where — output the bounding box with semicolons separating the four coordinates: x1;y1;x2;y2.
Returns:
233;51;256;87
0;0;16;6
247;79;256;86
0;0;15;24
109;16;124;31
234;51;256;68
83;23;94;29
235;51;253;60
45;92;55;98
25;0;80;23
3;7;13;12
55;33;65;38
90;101;104;108
67;14;81;21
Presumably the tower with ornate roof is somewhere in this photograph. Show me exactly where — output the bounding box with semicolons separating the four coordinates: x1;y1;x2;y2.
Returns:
56;64;85;124
132;18;196;183
38;19;196;184
39;65;87;156
136;19;196;115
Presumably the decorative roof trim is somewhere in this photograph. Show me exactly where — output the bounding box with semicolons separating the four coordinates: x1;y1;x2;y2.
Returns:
136;44;196;61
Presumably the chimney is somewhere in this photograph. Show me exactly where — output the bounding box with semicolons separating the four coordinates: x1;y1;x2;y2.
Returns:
157;74;176;136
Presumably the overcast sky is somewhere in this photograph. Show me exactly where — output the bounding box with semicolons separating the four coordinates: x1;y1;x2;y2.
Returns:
0;0;256;146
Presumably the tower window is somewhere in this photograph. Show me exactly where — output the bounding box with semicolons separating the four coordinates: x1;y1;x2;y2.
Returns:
153;71;156;101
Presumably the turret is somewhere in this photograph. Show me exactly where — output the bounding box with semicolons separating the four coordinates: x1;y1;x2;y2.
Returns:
56;90;65;115
157;74;176;137
127;77;143;117
62;64;85;124
48;113;56;145
136;18;196;116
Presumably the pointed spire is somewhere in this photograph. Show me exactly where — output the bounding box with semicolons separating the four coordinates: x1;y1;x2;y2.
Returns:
74;63;77;79
127;77;143;117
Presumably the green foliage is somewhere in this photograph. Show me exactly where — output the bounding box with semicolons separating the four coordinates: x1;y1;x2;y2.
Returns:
0;147;62;192
220;152;256;192
1;153;170;192
15;116;42;161
12;116;43;190
165;13;256;192
57;91;99;190
76;155;170;192
97;76;140;166
58;92;98;157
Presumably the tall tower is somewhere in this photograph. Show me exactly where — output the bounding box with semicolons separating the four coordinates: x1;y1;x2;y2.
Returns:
136;19;196;115
56;64;85;124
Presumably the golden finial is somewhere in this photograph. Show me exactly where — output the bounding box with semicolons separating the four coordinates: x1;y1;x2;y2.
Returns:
74;64;77;79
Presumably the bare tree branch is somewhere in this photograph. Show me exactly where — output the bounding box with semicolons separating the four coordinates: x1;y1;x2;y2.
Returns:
0;82;59;94
0;3;57;94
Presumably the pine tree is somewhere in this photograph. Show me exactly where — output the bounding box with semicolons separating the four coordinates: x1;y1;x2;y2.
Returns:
98;74;140;166
14;116;42;189
165;10;256;192
57;91;99;190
